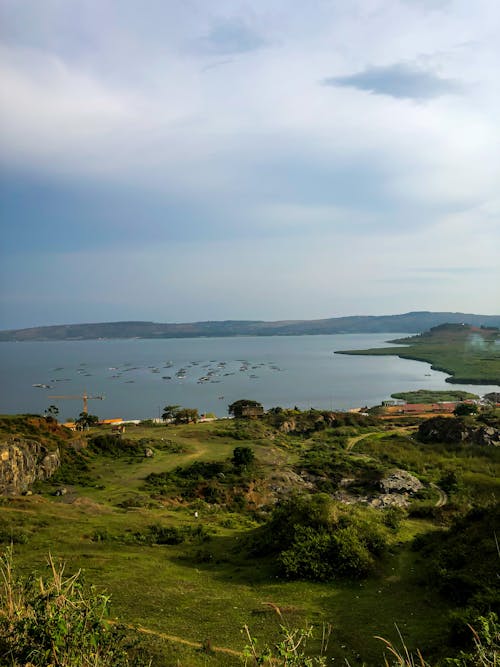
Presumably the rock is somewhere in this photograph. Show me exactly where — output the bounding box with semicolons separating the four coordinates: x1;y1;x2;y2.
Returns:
418;417;471;444
278;420;296;434
54;487;67;496
369;493;408;509
380;470;423;495
474;426;500;447
418;416;499;447
0;439;60;495
144;447;155;458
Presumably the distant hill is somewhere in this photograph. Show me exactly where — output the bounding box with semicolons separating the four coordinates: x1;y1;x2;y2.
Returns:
1;311;499;341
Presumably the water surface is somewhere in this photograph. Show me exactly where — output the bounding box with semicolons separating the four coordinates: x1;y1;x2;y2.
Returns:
0;334;497;420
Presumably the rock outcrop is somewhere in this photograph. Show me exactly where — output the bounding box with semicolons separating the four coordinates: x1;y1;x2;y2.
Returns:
0;438;60;495
418;416;500;446
379;470;424;494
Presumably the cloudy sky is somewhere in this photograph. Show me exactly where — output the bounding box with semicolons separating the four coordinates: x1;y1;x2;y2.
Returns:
1;0;499;328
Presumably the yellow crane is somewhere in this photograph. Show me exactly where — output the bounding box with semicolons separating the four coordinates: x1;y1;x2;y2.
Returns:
48;391;104;414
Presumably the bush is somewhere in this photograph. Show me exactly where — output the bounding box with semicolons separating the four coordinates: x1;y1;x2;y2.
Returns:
414;505;500;616
88;435;143;457
253;495;388;581
382;506;407;531
232;446;255;468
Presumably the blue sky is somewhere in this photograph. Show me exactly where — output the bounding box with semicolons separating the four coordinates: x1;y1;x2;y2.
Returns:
1;0;499;328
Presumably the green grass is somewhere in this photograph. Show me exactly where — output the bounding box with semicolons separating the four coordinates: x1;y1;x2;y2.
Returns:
390;390;479;403
2;414;499;665
337;324;500;384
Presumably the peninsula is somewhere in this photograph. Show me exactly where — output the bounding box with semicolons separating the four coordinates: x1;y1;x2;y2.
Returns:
337;323;500;385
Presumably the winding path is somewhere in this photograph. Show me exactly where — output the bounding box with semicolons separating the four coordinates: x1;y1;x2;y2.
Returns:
110;620;242;657
346;426;417;452
431;482;448;507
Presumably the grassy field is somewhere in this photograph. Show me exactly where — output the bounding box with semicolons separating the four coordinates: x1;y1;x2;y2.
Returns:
389;390;479;403
337;323;500;384
1;413;499;665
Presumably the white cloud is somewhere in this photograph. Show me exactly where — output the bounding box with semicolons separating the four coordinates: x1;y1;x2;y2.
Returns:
0;0;499;324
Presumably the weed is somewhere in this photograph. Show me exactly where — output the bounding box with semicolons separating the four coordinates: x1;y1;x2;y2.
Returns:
0;547;149;666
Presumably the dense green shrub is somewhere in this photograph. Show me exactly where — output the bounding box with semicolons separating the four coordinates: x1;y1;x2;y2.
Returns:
88;435;143;457
144;457;258;510
252;494;388;581
414;504;500;617
232;446;255;468
90;523;210;546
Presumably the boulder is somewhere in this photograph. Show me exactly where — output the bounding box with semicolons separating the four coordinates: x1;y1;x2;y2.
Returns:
418;417;471;444
474;426;500;447
379;470;423;494
418;416;499;447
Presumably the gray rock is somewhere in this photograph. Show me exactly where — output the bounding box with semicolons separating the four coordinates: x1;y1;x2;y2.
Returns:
0;439;60;495
380;470;423;494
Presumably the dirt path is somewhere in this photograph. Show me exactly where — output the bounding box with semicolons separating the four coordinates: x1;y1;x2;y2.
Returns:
346;432;377;451
346;426;417;452
112;620;242;657
431;483;448;507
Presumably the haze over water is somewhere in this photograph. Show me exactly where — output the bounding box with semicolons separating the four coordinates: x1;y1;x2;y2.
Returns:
1;334;498;421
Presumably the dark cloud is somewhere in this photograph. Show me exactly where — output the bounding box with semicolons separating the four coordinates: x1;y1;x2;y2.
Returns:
323;63;461;100
201;18;267;55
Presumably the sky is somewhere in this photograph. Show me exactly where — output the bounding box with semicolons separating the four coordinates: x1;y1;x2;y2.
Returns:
1;0;499;329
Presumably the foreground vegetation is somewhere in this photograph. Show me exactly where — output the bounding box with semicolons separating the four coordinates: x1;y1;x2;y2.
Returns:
0;406;499;665
337;323;500;384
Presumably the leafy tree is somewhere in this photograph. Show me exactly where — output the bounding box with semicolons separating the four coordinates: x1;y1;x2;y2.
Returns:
45;404;59;417
232;446;255;468
162;404;180;421
75;412;99;430
454;403;478;416
173;408;198;424
228;399;263;418
44;405;59;422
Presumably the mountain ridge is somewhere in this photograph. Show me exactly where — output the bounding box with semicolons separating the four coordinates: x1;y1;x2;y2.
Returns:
1;311;500;341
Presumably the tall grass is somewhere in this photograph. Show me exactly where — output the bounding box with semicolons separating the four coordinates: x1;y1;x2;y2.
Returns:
0;547;147;667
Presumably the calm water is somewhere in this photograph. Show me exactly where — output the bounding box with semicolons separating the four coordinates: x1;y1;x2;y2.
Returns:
0;334;498;420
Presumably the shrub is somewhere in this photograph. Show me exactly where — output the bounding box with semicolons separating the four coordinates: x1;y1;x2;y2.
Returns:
253;495;388;581
232;446;255;468
88;435;143;457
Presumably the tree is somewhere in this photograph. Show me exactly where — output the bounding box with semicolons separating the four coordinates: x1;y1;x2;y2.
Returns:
44;405;59;422
232;446;255;468
162;405;181;421
75;412;99;430
454;403;478;416
228;399;264;419
173;408;198;424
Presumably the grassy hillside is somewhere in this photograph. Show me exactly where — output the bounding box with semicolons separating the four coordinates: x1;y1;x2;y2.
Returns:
337;323;500;385
1;411;498;665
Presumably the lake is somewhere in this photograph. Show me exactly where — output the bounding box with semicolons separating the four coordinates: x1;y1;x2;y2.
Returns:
0;334;498;420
